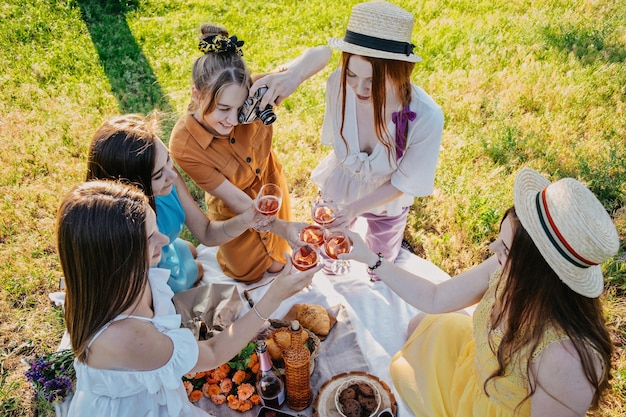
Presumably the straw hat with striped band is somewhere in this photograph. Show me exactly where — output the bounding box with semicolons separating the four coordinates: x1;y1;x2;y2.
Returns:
514;168;619;298
328;1;422;63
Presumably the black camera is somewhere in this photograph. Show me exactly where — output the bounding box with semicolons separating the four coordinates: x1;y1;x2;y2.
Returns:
238;86;277;125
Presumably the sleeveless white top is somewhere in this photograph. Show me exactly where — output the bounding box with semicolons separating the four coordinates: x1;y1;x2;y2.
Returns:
68;269;211;417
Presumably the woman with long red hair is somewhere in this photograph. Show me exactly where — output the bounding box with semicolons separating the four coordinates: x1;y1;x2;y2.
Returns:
311;1;444;280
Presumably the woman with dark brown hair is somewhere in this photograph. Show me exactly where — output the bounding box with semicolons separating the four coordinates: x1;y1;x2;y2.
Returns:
311;1;444;280
59;181;320;416
341;167;619;416
87;113;256;293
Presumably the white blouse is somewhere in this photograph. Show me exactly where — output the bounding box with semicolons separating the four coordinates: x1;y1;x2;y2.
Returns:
311;68;444;216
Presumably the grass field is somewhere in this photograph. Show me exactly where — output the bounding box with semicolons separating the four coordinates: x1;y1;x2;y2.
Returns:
1;0;624;415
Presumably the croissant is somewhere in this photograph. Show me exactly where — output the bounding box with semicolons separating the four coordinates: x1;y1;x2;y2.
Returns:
295;304;330;336
268;328;308;360
273;328;308;347
265;338;283;361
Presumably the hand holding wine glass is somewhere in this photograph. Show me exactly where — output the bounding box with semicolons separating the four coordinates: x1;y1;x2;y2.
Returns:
333;229;371;264
253;183;282;232
325;204;355;229
291;245;320;272
311;194;337;228
323;229;353;275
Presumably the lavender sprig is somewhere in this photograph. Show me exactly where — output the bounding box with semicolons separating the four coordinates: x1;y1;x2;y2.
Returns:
24;349;75;403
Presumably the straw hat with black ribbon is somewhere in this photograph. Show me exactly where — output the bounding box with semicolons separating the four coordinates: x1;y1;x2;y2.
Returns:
328;1;422;63
513;168;620;298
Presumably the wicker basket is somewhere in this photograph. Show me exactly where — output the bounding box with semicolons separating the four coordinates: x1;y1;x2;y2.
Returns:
282;325;313;411
258;319;321;374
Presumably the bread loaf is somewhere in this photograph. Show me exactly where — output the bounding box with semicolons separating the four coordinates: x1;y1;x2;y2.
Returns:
295;304;330;336
265;338;283;361
268;327;308;360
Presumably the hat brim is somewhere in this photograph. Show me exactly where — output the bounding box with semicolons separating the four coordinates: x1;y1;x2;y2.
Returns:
514;168;604;298
328;37;422;63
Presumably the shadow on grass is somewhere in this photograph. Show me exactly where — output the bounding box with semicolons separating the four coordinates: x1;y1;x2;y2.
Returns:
77;0;177;132
541;24;626;64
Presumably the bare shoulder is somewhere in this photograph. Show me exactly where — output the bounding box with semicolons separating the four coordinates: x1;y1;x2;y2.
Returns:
88;318;174;371
529;339;600;416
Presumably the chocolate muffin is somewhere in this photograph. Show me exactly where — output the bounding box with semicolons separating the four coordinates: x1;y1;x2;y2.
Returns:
339;386;357;402
356;382;374;397
340;398;362;417
359;394;378;412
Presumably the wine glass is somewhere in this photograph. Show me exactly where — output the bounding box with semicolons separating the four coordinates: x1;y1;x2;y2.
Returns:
311;194;337;228
253;183;282;232
299;224;325;249
291;245;320;272
323;229;353;275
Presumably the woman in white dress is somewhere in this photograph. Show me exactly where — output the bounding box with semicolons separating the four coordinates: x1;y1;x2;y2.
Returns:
311;1;444;280
58;181;319;416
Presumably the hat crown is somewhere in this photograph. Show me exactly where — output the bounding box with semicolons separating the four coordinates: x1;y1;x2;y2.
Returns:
540;178;619;265
514;167;619;298
328;1;422;63
347;1;414;44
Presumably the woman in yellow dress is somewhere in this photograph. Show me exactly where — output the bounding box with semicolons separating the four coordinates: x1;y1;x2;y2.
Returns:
341;167;619;416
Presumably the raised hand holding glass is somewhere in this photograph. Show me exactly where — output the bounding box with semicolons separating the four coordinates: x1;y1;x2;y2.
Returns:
324;229;353;275
291;245;320;272
253;183;282;232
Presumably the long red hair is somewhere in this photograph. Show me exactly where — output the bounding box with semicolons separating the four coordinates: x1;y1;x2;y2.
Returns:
338;52;415;161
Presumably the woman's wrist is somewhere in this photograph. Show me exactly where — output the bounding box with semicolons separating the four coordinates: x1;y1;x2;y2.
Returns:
368;253;384;271
254;293;281;322
236;212;253;232
268;218;285;237
251;305;269;322
221;220;237;239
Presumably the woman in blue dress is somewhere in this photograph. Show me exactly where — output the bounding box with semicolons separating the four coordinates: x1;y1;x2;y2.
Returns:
86;113;257;292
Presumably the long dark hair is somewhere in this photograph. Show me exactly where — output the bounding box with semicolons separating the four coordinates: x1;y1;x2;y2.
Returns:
86;114;159;210
338;52;414;162
57;181;150;362
486;208;612;412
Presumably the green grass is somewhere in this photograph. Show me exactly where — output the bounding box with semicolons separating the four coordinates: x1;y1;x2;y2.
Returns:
1;0;624;415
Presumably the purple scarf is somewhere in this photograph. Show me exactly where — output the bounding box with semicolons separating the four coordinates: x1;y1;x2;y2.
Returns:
392;106;416;159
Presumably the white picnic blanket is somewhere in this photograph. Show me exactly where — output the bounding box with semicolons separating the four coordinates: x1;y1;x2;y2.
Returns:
53;219;465;417
196;218;465;417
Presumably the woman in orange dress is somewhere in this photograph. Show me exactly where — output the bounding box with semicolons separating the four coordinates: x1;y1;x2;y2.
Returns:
169;24;330;282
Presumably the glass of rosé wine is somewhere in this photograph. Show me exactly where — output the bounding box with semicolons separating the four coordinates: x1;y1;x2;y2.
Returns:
299;224;325;249
311;194;337;228
291;245;320;272
253;183;282;232
323;229;353;275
